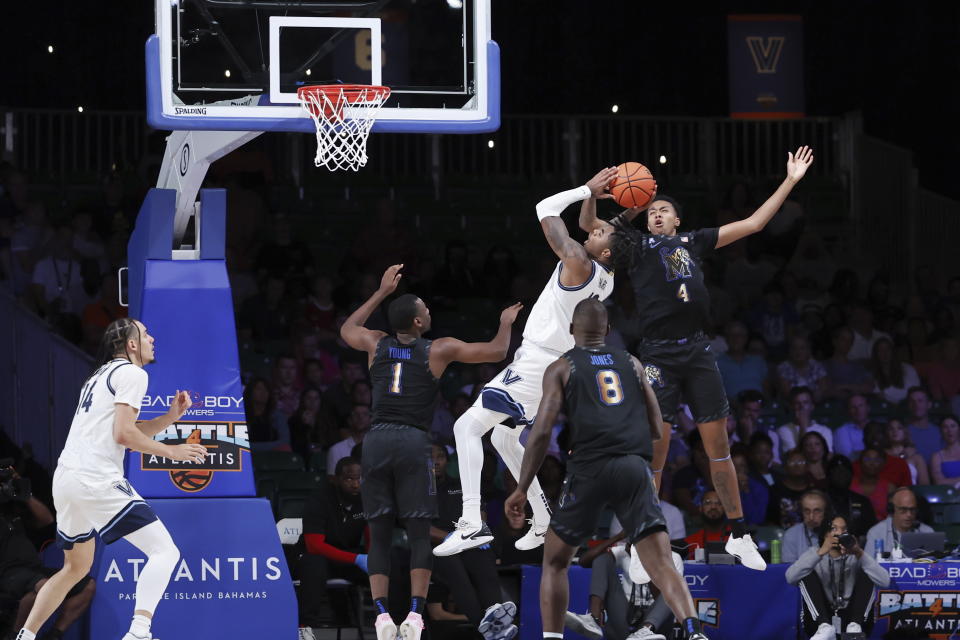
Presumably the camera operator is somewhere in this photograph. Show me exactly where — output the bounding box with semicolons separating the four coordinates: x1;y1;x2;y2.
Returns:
0;463;94;640
785;513;889;640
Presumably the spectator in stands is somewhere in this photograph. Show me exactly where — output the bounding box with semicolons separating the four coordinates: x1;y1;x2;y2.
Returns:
0;466;96;640
80;271;127;356
905;387;941;465
683;490;729;559
786;514;890;640
898;317;937;365
717;320;769;400
776;386;833;458
917;337;960;401
671;430;712;518
31;225;88;319
293;332;340;388
272;355;303;418
9;202;52;296
349;199;414;276
243;377;288;448
732;390;780;462
865;487;934;557
732;445;768;526
566;532;680;640
302;359;328;394
930;415;960;487
241;274;294;341
856;421;912;488
481;245;521;306
825;455;877;539
848;305;890;362
300;457;368;628
255;215;315;292
870;337;920;404
71;211;106;271
834;394;871;460
326;405;371;481
781;489;829;563
299;275;339;343
851;447;894;520
288;387;323;463
885;419;930;485
748;432;781;488
428;444;516;640
800;431;831;488
776;335;829;402
434;239;479;303
350;379;372;409
746;281;797;361
823;326;875;399
766;449;813;528
319;359;368;445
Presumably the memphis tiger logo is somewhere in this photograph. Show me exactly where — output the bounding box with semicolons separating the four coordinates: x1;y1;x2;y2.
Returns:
140;421;250;492
659;246;692;281
644;365;665;388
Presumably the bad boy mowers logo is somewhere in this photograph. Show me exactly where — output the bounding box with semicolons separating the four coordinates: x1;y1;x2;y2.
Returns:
140;421;250;492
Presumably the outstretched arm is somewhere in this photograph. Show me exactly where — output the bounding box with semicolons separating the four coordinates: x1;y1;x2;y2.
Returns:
505;359;570;520
716;146;814;249
579;197;645;233
429;303;523;377
339;265;401;359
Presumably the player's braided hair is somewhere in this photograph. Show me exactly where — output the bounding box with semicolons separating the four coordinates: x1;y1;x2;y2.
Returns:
608;217;642;271
95;318;141;368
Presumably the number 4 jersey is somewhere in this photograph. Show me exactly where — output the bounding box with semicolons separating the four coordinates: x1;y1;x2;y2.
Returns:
59;358;149;478
628;228;719;339
562;346;653;476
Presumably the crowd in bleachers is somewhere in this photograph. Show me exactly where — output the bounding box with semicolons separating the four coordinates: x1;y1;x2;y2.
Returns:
4;159;960;638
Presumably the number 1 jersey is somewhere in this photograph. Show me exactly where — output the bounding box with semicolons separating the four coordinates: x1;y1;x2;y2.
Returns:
628;228;719;339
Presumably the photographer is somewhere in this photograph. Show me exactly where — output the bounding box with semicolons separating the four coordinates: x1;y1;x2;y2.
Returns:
0;465;94;640
785;513;889;640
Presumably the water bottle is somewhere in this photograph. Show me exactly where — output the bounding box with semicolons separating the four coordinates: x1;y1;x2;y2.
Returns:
771;539;781;564
875;538;884;561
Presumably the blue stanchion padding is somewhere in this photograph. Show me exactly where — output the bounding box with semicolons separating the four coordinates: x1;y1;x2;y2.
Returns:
520;563;799;640
88;498;296;639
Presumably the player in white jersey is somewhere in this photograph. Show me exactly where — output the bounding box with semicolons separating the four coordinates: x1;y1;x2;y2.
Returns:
434;167;629;557
15;318;206;640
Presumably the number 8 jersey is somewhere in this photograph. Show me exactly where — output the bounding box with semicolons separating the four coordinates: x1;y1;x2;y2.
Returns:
628;228;719;339
561;346;653;476
59;358;149;478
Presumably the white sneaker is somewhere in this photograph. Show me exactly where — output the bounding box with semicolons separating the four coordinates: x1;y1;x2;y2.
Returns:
121;634;155;640
375;612;398;640
845;622;862;633
298;628;317;640
564;611;602;639
492;625;518;640
398;612;425;640
810;622;836;640
514;519;548;551
433;519;494;556
627;625;667;640
724;533;767;571
478;601;517;640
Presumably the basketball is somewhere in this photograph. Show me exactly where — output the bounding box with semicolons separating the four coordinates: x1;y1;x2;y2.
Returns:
170;469;213;492
610;162;657;209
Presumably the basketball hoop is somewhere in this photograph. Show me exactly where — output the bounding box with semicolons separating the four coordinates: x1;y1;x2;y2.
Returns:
297;84;391;171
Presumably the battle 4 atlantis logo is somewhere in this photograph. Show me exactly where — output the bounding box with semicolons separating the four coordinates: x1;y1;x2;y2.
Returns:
140;421;249;492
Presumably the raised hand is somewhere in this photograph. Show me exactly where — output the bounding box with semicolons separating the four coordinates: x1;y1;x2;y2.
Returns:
586;167;620;199
168;390;192;421
379;264;403;294
500;302;524;325
787;146;814;182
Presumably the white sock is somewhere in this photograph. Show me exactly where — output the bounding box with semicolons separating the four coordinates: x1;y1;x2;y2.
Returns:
15;629;36;640
129;614;151;638
491;425;552;526
453;406;499;524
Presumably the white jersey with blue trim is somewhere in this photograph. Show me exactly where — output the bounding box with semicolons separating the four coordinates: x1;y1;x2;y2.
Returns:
521;260;614;353
58;358;149;478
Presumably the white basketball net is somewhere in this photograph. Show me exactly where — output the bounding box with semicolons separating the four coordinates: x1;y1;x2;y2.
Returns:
298;85;390;172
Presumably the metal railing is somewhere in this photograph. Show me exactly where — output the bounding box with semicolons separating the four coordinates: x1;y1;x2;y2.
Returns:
0;289;94;470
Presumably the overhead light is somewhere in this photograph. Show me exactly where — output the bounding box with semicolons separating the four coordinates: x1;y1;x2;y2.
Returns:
611;104;619;113
305;69;312;76
487;140;495;149
659;155;667;165
47;45;54;54
77;106;84;113
447;0;464;8
224;69;231;78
